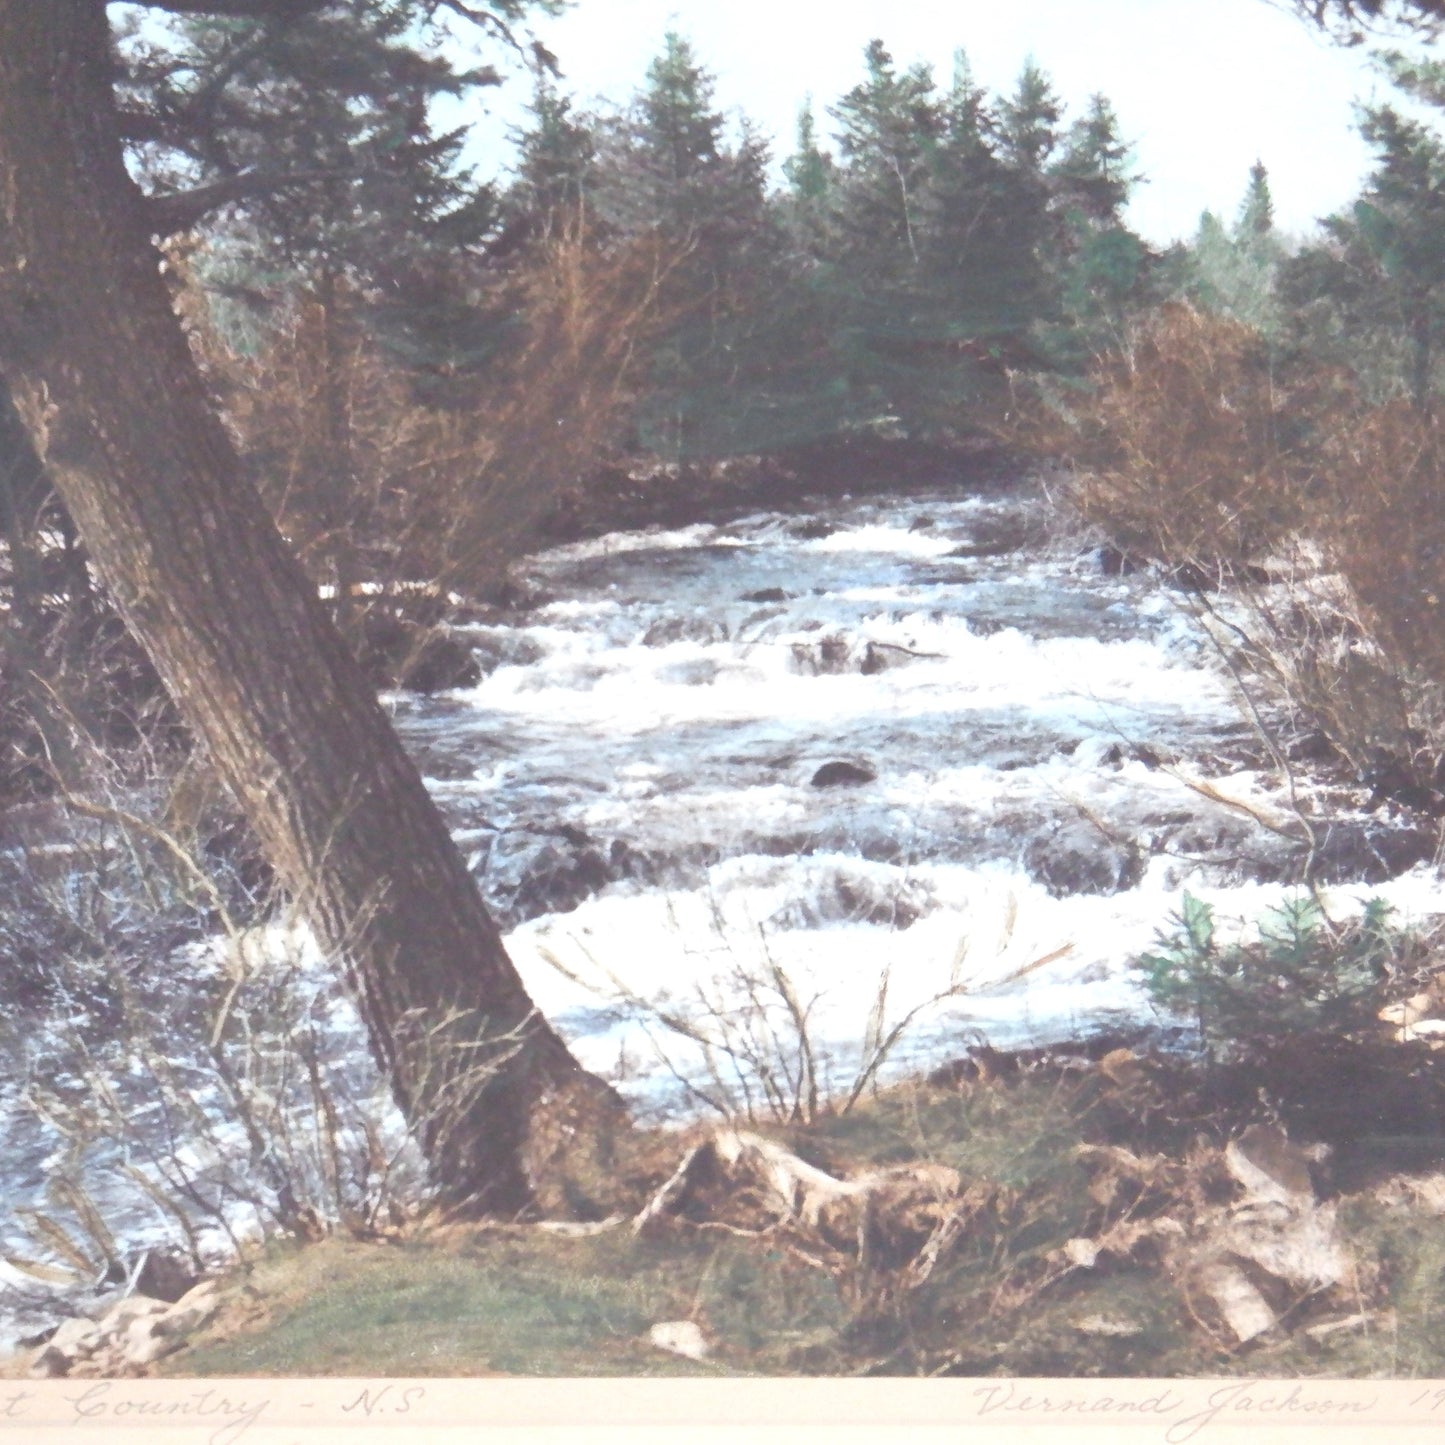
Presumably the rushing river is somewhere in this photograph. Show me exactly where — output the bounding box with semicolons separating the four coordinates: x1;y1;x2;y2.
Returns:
2;469;1441;1346
397;476;1444;1111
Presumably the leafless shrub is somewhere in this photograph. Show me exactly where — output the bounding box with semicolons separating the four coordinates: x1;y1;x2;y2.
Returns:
538;884;1066;1127
1033;303;1343;576
0;746;523;1288
1030;304;1445;794
1315;401;1445;739
218;218;684;622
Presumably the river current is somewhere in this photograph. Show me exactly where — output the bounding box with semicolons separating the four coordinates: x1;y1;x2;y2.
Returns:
1;471;1440;1346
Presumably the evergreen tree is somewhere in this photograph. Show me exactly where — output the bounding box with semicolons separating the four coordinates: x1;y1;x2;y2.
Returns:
784;101;835;207
780;99;837;259
116;5;533;612
1191;208;1236;300
1188;163;1287;337
922;52;1050;336
1238;159;1276;237
1052;94;1134;227
510;73;597;226
1045;92;1147;345
593;30;768;251
586;31;779;456
996;58;1063;176
828;39;941;276
1284;59;1445;404
119;4;502;285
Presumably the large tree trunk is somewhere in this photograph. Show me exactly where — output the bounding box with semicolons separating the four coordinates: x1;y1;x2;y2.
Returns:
0;0;619;1215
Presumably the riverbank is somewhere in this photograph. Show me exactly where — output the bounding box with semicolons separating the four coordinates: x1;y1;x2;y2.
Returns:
12;1027;1442;1380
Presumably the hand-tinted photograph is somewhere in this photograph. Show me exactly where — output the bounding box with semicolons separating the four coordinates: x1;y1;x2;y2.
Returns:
0;0;1443;1404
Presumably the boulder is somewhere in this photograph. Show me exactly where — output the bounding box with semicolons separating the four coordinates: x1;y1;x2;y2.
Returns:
1224;1123;1316;1205
1023;821;1142;897
790;634;853;675
642;616;729;647
1308;819;1437;884
28;1316;104;1377
810;760;877;788
358;610;481;692
26;1284;224;1379
399;634;482;693
153;1280;223;1339
134;1247;201;1303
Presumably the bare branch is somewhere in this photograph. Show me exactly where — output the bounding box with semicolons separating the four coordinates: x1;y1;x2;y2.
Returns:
145;166;352;233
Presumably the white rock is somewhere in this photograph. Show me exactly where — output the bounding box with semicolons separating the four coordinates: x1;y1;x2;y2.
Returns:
117;1314;175;1368
154;1280;222;1338
1222;1199;1352;1292
1197;1261;1277;1343
1075;1313;1144;1338
533;1218;625;1239
101;1295;169;1335
1225;1124;1315;1205
647;1320;710;1360
1379;993;1433;1027
49;1316;103;1358
28;1316;104;1378
1395;1174;1445;1214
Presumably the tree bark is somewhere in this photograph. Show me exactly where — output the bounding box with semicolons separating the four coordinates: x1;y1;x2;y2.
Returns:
0;0;618;1215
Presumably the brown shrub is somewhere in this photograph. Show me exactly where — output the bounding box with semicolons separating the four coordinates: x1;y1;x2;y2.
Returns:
1021;305;1445;780
218;219;684;608
1035;304;1345;576
1319;400;1445;694
391;222;686;595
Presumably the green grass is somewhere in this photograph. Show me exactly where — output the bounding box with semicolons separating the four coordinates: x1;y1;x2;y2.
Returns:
176;1228;846;1377
166;1070;1445;1380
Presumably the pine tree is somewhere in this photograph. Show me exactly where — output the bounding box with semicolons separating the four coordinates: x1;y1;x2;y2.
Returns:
1186;163;1287;338
1238;159;1276;237
587;31;778;457
784;101;835;207
829;39;941;276
1041;93;1147;345
1052;94;1134;227
1284;58;1445;404
593;30;767;250
118;5;523;616
996;58;1063;176
511;73;597;227
922;52;1050;336
121;4;498;286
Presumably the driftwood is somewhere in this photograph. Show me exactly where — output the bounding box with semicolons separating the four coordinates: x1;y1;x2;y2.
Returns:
634;1127;967;1273
1067;1120;1357;1348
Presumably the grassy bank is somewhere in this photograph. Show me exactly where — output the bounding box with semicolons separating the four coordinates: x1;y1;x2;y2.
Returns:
138;1047;1445;1380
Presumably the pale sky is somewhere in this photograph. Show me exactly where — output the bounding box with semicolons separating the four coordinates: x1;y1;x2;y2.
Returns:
462;0;1432;246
